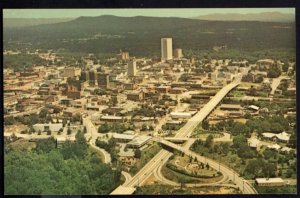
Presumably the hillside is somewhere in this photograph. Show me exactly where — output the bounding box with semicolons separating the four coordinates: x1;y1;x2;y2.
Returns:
3;15;295;56
3;18;74;28
192;12;295;22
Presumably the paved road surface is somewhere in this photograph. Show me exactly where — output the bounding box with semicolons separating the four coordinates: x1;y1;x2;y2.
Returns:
83;116;111;164
111;69;256;194
122;171;133;186
158;139;257;194
270;76;289;96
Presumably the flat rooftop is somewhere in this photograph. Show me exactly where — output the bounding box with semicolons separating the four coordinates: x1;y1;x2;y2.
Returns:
128;136;152;146
255;178;284;184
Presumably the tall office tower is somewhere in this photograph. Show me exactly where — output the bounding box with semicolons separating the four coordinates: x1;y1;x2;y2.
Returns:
88;70;97;85
97;73;110;89
128;60;137;77
174;48;183;59
161;38;173;61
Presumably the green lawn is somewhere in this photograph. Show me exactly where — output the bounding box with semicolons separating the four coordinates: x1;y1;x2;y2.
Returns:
135;184;241;194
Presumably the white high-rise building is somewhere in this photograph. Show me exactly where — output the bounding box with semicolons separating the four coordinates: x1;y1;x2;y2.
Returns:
128;60;137;77
161;38;173;61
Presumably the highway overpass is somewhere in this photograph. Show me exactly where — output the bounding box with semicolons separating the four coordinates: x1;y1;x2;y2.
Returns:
111;69;255;195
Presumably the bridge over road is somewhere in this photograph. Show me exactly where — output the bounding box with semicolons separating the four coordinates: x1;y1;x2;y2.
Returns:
111;69;254;195
157;139;257;194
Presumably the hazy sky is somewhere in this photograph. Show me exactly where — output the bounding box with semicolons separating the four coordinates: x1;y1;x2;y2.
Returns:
3;8;295;18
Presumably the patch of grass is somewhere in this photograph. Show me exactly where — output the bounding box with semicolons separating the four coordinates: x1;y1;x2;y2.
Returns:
135;184;240;194
9;139;36;151
255;185;296;194
129;142;161;176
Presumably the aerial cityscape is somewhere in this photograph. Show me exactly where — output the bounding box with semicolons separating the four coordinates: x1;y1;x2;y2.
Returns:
3;8;297;195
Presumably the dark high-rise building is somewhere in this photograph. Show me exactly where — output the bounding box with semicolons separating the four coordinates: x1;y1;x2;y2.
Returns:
81;71;89;82
97;73;109;89
88;70;97;85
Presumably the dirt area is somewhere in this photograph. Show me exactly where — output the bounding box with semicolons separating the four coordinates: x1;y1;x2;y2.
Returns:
190;186;240;194
9;139;36;151
209;118;247;125
142;173;161;186
4;124;28;133
239;82;261;88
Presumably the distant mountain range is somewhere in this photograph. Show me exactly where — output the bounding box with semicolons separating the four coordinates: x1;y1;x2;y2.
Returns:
3;15;295;56
192;12;294;22
4;18;74;28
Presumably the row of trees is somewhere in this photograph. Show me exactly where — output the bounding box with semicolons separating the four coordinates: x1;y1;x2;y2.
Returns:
95;138;118;162
98;122;134;133
202;114;291;137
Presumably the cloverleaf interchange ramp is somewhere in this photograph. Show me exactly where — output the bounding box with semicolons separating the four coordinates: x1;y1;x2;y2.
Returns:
111;69;257;194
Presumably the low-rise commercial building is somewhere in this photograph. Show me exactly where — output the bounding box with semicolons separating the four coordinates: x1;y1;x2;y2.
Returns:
33;123;63;132
220;104;242;111
255;178;285;186
113;133;136;143
100;115;124;123
127;135;152;149
127;91;144;101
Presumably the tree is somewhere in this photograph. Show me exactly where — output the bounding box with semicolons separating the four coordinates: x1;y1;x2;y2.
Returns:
35;137;56;153
4;116;15;125
111;96;118;106
254;75;264;83
202;120;209;130
29;127;35;133
263;149;277;160
219;142;230;155
206;163;210;170
98;123;110;133
204;134;214;148
282;62;289;72
39;108;49;119
244;113;251;119
46;129;51;135
232;134;247;149
134;149;141;158
267;69;280;78
141;124;148;131
67;127;72;135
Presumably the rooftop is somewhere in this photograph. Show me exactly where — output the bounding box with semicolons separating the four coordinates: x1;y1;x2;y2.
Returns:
101;115;123;120
255;178;284;184
113;133;136;140
220;104;242;109
128;135;152;146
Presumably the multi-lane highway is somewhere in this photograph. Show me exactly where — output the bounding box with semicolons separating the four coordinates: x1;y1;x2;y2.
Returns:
111;69;254;195
157;139;257;194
